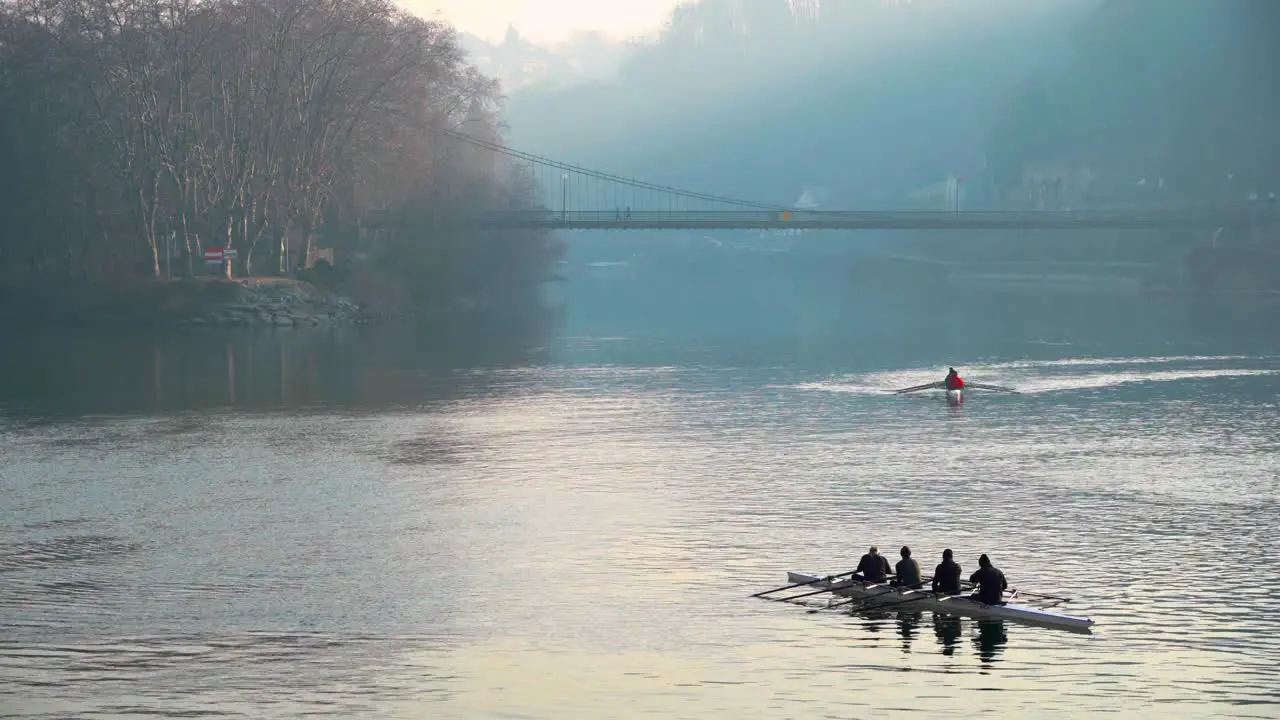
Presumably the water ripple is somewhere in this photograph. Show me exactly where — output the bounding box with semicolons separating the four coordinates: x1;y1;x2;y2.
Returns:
1;354;1278;717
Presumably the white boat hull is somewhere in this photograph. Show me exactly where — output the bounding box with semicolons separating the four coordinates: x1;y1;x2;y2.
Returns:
785;571;1094;632
946;388;963;405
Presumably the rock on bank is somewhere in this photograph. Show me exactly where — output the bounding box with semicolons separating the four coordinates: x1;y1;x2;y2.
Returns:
178;278;365;328
0;278;368;331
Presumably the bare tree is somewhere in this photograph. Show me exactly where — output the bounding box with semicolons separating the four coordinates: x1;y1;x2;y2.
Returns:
0;0;558;321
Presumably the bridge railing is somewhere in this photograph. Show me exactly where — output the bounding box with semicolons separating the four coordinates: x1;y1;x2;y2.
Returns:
472;207;1279;229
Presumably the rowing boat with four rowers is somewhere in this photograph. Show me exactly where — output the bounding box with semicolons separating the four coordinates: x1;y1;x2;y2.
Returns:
753;548;1094;633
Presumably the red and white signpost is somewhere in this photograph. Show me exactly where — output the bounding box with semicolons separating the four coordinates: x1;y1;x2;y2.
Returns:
203;247;238;278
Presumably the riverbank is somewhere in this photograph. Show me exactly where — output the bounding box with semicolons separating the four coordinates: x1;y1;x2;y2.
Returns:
0;278;370;332
177;278;366;328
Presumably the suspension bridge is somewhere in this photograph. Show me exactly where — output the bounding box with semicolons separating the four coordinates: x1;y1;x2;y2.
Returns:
368;129;1280;232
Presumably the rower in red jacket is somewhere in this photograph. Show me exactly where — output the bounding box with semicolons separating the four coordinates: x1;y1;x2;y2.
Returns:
944;367;965;391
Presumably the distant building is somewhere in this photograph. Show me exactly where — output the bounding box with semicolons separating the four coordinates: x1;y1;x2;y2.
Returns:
456;26;625;91
793;186;829;209
1019;163;1094;210
521;59;549;78
788;0;821;22
909;177;968;210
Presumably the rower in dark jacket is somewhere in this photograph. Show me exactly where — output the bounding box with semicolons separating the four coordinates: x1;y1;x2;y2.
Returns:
855;546;892;583
892;546;923;589
932;548;962;595
968;553;1008;605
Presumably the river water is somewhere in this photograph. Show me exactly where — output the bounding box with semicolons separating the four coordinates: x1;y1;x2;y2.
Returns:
2;283;1280;718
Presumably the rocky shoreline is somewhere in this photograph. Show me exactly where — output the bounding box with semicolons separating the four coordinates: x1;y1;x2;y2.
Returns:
179;279;368;329
0;278;386;332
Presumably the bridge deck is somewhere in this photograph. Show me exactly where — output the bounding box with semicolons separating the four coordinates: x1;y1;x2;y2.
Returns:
458;209;1275;231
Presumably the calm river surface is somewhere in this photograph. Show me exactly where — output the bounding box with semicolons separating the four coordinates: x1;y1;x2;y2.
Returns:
2;290;1280;718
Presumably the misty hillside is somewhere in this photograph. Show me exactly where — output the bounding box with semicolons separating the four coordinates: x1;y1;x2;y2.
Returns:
459;27;626;94
504;0;1089;206
503;0;1279;210
987;0;1280;207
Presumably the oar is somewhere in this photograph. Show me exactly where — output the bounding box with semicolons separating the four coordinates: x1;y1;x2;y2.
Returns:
804;577;1072;618
1007;588;1071;602
853;584;1069;612
806;581;900;613
847;587;935;612
965;382;1021;394
826;579;985;616
779;572;904;602
749;570;858;598
924;578;1066;603
776;576;868;602
951;578;1066;603
812;575;973;614
894;381;944;395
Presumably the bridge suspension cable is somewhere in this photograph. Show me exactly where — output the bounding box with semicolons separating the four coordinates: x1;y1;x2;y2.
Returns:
436;126;785;212
428;127;1280;232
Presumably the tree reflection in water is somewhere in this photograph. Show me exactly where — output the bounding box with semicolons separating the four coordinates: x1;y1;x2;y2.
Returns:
0;316;557;418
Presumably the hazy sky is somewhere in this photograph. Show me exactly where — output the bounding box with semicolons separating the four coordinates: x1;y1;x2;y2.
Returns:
402;0;680;44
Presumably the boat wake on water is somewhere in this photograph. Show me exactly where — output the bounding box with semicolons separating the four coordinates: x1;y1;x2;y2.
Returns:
786;354;1279;398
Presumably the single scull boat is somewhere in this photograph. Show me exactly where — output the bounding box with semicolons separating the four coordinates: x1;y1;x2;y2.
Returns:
894;379;1019;403
783;571;1094;633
